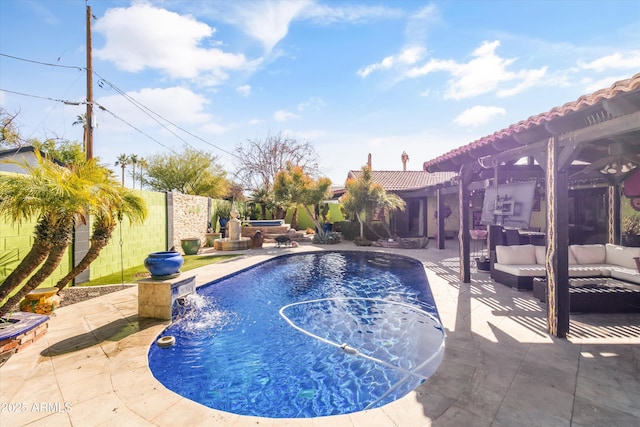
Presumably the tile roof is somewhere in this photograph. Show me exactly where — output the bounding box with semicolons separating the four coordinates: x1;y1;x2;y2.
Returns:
423;72;640;172
347;170;457;192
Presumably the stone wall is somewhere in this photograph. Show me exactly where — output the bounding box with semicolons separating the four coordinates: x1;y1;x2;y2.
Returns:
171;193;210;253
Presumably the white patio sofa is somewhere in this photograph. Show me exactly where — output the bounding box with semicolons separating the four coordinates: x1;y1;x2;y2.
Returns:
490;243;640;290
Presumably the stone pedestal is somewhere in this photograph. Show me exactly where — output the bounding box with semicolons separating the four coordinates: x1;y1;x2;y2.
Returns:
138;274;196;320
228;217;241;240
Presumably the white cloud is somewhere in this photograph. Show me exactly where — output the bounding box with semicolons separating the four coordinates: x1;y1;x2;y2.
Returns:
404;4;439;45
453;106;506;127
366;39;549;100
226;0;312;52
96;86;213;131
581;75;632;93
95;3;259;85
248;118;262;125
297;97;326;111
358;46;426;77
220;1;402;53
273;110;300;122
578;51;640;72
442;40;520;100
497;67;548;97
237;85;252;97
302;3;403;24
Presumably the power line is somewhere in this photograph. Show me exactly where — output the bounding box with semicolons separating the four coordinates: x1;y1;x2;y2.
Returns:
0;88;84;105
0;87;176;153
94;72;240;159
2;53;241;160
0;53;84;71
93;102;178;154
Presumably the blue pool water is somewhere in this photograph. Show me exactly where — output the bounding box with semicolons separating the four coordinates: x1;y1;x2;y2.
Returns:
148;251;445;418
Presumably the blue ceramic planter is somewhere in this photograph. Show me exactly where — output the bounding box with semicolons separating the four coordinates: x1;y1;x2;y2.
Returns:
144;251;184;277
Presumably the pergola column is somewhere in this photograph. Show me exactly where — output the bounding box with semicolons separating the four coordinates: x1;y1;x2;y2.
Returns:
608;185;621;244
458;163;474;283
545;136;570;337
437;188;445;249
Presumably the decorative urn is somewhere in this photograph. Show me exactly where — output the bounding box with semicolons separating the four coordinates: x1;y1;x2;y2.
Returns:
144;251;184;277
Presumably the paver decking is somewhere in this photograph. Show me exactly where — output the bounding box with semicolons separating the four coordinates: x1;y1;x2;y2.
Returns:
1;242;639;426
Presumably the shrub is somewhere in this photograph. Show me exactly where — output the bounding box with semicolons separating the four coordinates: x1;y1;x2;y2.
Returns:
333;221;358;240
312;231;342;245
623;215;640;235
353;237;372;246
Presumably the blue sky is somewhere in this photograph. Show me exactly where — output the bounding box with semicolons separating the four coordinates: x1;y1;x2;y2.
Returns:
1;0;639;187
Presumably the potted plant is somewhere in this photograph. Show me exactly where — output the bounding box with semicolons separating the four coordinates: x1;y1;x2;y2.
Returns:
205;222;222;247
215;200;231;231
622;215;640;247
180;237;201;255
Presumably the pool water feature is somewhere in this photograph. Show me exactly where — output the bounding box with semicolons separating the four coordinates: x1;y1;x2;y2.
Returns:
148;251;445;418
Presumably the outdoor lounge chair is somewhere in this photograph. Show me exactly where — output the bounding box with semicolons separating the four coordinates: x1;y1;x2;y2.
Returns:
275;235;292;247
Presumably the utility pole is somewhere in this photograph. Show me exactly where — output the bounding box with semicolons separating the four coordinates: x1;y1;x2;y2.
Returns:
85;4;94;160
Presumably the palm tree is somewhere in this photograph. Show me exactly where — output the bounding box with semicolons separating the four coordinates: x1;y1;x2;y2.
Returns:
55;186;146;290
250;187;273;219
72;114;87;153
0;153;99;314
340;166;404;239
0;152;146;315
137;157;147;190
129;153;139;189
72;114;86;128
115;154;129;186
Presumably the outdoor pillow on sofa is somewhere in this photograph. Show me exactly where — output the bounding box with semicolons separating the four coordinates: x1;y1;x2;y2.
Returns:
533;245;578;265
496;244;536;265
605;244;640;269
571;244;606;264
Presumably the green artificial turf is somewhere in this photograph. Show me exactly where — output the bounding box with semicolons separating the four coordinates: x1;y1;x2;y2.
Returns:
83;254;241;286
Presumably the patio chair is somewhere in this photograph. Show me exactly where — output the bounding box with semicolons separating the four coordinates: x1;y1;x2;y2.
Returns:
505;229;522;246
275;235;292;248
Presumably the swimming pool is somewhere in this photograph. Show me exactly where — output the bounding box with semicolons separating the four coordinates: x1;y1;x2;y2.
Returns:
148;251;445;418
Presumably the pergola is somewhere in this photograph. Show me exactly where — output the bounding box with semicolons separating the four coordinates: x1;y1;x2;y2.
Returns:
423;73;640;338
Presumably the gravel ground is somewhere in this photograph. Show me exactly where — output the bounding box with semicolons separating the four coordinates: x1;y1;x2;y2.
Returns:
58;285;136;307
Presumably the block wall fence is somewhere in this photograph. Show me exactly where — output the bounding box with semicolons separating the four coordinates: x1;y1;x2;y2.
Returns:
0;190;211;288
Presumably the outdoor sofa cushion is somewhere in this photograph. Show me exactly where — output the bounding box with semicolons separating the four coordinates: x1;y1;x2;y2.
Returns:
493;243;640;284
496;244;536;265
571;244;606;265
605;244;640;269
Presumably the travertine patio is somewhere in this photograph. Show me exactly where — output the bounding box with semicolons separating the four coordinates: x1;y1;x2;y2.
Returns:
1;241;639;426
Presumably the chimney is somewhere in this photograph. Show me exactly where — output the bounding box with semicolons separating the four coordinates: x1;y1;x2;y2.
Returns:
401;151;409;171
367;153;372;169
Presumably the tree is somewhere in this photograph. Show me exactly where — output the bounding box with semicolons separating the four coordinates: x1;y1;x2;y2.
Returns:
249;187;275;220
72;114;86;128
1;108;23;147
55;187;146;291
233;132;321;193
0;152;145;316
129;153;139;188
340;166;406;239
273;163;332;231
115;154;129;186
32;139;85;165
145;146;229;198
138;157;148;190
